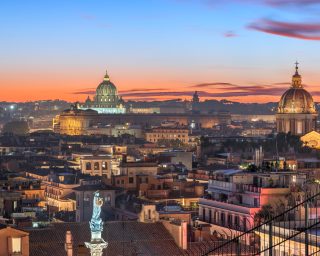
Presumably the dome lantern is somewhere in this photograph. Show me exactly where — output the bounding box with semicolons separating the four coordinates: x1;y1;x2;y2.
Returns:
292;61;302;88
103;69;110;81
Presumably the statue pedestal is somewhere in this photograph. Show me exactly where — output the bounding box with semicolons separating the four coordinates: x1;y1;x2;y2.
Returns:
85;238;108;256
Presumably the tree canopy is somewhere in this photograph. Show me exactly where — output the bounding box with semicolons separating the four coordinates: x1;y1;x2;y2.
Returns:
2;120;29;135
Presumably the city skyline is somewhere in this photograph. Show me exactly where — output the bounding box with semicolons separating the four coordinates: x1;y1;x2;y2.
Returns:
1;0;320;103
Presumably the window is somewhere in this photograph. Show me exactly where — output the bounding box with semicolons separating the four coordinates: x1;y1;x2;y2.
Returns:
129;177;134;183
11;237;21;253
227;214;232;226
94;162;100;170
102;161;107;170
221;212;225;225
105;195;111;204
86;162;92;170
234;215;239;226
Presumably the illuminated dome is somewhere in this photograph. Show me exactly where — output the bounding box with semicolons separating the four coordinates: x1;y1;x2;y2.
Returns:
96;71;118;96
276;63;318;135
277;64;316;114
79;69;126;114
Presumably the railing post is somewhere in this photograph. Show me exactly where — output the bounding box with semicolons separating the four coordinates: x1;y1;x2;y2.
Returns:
268;222;273;256
236;237;241;256
305;201;309;256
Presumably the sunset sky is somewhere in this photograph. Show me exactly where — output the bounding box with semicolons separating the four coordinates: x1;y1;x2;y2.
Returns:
1;0;320;103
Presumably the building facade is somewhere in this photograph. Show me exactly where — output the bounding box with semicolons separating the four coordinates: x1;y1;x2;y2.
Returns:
145;127;189;144
80;156;112;178
0;226;29;256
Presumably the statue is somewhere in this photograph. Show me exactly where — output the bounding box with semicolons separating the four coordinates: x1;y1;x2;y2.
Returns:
86;191;108;255
89;191;104;236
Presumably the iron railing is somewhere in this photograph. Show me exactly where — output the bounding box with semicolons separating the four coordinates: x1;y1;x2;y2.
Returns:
202;191;320;255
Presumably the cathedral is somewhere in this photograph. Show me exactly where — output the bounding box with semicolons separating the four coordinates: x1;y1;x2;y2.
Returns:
276;63;318;135
79;70;126;114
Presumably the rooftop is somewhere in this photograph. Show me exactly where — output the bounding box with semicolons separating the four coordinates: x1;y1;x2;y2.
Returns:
27;221;184;256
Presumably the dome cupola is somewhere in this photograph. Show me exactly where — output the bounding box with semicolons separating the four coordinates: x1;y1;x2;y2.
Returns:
96;70;118;96
277;63;316;114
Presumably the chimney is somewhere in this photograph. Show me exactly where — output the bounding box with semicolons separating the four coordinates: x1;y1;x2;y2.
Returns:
65;230;73;256
181;221;188;250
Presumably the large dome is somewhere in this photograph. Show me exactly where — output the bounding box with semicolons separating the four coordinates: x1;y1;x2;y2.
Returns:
278;88;316;114
277;65;316;114
96;71;118;96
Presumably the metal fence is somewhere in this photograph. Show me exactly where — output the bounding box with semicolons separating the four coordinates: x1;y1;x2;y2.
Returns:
202;192;320;256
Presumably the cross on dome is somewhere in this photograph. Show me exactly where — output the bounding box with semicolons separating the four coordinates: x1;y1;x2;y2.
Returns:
295;61;299;74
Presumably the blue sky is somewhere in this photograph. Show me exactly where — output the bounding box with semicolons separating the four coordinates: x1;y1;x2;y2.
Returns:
1;0;320;102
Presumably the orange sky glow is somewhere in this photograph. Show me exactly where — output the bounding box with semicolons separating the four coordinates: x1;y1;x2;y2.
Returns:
1;67;319;104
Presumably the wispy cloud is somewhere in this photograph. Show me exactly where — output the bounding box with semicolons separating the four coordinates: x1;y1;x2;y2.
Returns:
224;31;238;37
73;90;95;95
80;14;111;29
248;19;320;40
80;14;96;20
120;87;286;98
119;88;167;93
189;82;236;88
265;0;320;6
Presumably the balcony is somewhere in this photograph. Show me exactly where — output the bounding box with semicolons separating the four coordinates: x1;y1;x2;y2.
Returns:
242;184;261;194
208;180;237;193
199;198;260;215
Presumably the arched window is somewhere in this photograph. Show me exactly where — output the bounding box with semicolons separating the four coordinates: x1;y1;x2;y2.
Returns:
94;162;99;170
86;162;91;170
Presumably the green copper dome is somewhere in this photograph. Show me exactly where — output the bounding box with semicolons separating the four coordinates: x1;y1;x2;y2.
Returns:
96;70;118;96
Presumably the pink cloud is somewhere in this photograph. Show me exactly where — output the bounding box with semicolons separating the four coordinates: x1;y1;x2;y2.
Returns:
248;19;320;40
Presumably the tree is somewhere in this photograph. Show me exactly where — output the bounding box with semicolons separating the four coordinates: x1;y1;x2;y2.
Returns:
247;164;258;172
254;204;275;225
2;120;29;135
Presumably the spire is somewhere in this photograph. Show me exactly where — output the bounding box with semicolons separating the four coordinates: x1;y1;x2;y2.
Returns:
103;69;110;81
193;91;200;103
295;61;299;75
292;61;302;88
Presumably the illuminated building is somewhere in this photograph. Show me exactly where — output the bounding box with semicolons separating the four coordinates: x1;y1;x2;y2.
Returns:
276;63;317;135
54;111;228;135
301;131;320;149
0;226;29;256
54;105;98;135
198;170;295;240
79;70;126;114
79;155;112;178
145;127;189;144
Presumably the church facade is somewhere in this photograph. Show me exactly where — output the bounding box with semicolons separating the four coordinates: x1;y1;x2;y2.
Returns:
276;63;318;135
79;70;126;114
